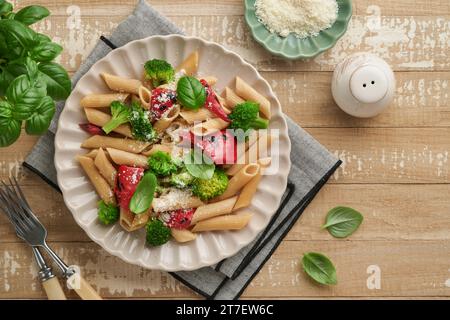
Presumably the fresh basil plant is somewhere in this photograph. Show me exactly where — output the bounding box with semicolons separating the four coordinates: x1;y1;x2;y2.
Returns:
0;1;71;147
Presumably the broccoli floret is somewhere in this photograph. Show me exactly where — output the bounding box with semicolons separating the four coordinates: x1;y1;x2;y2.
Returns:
228;101;269;132
144;59;175;87
146;218;171;246
148;151;178;176
192;169;229;201
102;101;131;134
128;102;157;142
170;168;194;189
97;200;119;225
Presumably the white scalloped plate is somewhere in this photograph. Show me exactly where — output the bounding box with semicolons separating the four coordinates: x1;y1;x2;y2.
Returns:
54;35;291;271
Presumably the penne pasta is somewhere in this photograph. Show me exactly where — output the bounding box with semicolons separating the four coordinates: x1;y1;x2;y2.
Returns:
233;157;271;210
152;189;204;213
180;108;215;124
235;76;271;119
77;155;116;205
85;149;99;159
80;93;129;108
176;51;199;75
81;135;150;154
94;148;117;187
226;131;273;176
201;76;217;86
77;50;274;245
138;85;152;109
223;87;244;109
191;196;238;225
154;105;180;133
215;164;260;201
101;73;142;94
191;213;253;232
84;108;133;137
171;229;197;243
191;118;229;136
141;144;173;157
120;207;150;232
107;147;149;168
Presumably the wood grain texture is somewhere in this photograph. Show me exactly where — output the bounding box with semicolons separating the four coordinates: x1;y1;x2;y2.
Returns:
1;240;449;298
0;0;449;299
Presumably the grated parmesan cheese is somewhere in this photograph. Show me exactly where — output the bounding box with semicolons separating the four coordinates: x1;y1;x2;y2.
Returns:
255;0;338;38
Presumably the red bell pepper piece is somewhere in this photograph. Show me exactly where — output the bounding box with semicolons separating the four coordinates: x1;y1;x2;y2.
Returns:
194;130;236;165
79;123;104;136
150;87;177;121
160;208;195;229
114;165;144;210
200;79;229;122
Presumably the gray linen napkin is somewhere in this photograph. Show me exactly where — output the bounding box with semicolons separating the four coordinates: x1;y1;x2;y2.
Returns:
24;0;341;299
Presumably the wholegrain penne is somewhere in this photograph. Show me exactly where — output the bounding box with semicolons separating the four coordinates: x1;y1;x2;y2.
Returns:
191;213;253;232
101;73;142;94
81;135;150;153
80;93;129;108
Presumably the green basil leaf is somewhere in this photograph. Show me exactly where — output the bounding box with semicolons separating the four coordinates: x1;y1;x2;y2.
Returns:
176;76;206;110
0;19;36;49
129;171;157;214
25;95;55;135
0;100;13;118
322;206;363;238
35;33;51;44
0;68;14;96
38;62;71;100
6;73;47;120
14;5;49;25
184;150;215;179
30;41;62;62
0;118;21;147
0;1;13;16
302;252;337;285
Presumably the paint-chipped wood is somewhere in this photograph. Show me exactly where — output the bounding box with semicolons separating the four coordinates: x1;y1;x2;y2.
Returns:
23;15;450;72
1;0;449;300
1;241;449;298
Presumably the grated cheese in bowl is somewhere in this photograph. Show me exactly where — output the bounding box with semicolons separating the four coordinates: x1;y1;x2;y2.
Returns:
255;0;338;38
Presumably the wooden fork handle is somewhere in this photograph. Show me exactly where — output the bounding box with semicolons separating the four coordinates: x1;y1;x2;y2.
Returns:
42;277;67;300
67;273;102;300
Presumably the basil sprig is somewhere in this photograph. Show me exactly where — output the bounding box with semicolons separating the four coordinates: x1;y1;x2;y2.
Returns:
0;2;71;147
184;150;215;179
176;76;206;110
322;206;363;238
130;171;157;214
302;252;337;285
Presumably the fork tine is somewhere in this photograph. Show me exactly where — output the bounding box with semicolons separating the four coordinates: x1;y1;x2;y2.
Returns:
0;185;35;232
0;189;29;233
10;176;32;209
5;179;39;223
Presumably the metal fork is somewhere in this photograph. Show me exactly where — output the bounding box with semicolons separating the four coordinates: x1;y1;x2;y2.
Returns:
0;178;102;300
0;189;66;300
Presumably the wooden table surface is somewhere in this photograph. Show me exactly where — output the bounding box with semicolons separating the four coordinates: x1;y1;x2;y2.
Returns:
1;0;450;299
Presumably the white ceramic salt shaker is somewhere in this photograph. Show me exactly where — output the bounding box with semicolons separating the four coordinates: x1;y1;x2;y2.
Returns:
331;53;396;118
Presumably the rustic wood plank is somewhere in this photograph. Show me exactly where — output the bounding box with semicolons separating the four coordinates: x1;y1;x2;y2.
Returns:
25;15;450;72
13;0;450;17
286;184;450;240
1;240;448;298
267;71;450;128
1;184;450;243
246;240;450;297
307;128;450;183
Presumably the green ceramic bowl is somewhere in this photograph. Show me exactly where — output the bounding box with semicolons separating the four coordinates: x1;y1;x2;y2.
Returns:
244;0;352;59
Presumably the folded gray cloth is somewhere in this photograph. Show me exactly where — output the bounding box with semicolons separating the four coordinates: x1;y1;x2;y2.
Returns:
24;0;341;300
